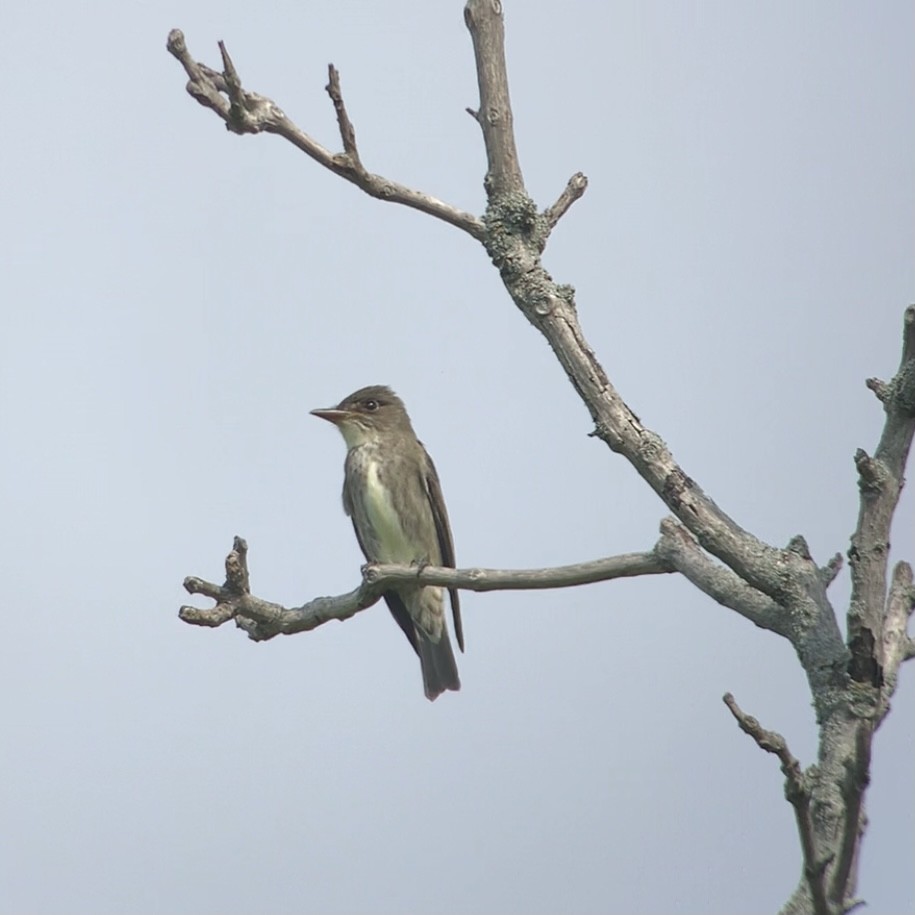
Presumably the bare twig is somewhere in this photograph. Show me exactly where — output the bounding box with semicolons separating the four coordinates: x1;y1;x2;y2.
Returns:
180;539;674;640
180;537;384;641
865;377;889;403
463;0;525;196
166;29;485;240
723;693;832;915
369;550;672;591
820;553;844;587
325;64;361;166
218;40;248;126
543;172;588;231
879;562;915;700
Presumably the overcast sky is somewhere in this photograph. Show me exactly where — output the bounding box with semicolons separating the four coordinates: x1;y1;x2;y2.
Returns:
1;2;912;913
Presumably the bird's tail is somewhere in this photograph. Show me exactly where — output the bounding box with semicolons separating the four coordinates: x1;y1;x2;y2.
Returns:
416;629;461;701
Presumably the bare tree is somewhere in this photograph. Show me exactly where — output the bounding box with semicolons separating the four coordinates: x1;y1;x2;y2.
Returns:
167;4;914;913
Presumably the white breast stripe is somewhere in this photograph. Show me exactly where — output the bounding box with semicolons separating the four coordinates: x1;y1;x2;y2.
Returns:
363;458;414;563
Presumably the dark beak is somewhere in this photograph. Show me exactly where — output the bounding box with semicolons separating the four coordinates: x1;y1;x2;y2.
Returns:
310;407;348;424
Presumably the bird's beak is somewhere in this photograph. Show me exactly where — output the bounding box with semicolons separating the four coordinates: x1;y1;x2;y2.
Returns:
310;407;348;425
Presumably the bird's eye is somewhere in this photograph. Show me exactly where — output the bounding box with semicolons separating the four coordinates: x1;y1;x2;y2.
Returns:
364;399;379;411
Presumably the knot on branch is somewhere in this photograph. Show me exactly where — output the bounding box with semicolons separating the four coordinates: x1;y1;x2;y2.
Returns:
865;376;889;403
846;626;885;688
892;361;915;415
166;30;285;135
660;465;694;510
786;535;813;561
482;192;547;271
853;449;889;494
361;562;399;587
870;306;915;415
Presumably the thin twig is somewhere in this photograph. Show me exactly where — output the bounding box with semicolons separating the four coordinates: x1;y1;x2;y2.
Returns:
880;562;915;701
165;30;484;239
367;550;672;591
865;377;889;403
463;0;525;195
180;537;383;641
820;553;844;587
179;539;674;640
325;64;361;166
723;693;832;915
543;172;588;231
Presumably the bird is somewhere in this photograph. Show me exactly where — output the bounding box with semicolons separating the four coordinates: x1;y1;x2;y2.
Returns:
311;385;463;700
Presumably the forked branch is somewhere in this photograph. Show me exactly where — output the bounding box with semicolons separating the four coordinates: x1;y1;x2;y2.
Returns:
847;305;915;692
166;29;485;239
723;694;832;915
181;537;675;641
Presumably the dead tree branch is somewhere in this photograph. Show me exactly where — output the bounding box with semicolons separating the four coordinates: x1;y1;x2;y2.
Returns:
723;694;833;915
181;538;674;641
847;305;915;692
462;2;808;606
543;172;589;233
166;29;485;240
881;562;915;693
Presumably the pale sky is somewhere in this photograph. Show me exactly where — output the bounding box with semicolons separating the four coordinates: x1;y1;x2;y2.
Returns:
1;2;912;913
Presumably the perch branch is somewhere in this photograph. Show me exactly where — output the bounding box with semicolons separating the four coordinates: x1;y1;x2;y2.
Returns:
166;29;484;240
180;537;384;641
723;693;832;915
368;550;672;591
180;538;674;641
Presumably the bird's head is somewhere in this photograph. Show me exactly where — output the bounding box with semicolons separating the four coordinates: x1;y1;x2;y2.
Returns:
311;385;413;448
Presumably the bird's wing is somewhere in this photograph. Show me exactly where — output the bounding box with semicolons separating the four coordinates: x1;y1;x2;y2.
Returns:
382;591;420;655
342;466;375;560
422;446;464;653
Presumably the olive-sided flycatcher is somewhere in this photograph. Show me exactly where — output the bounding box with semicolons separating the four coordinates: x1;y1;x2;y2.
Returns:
311;385;463;701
